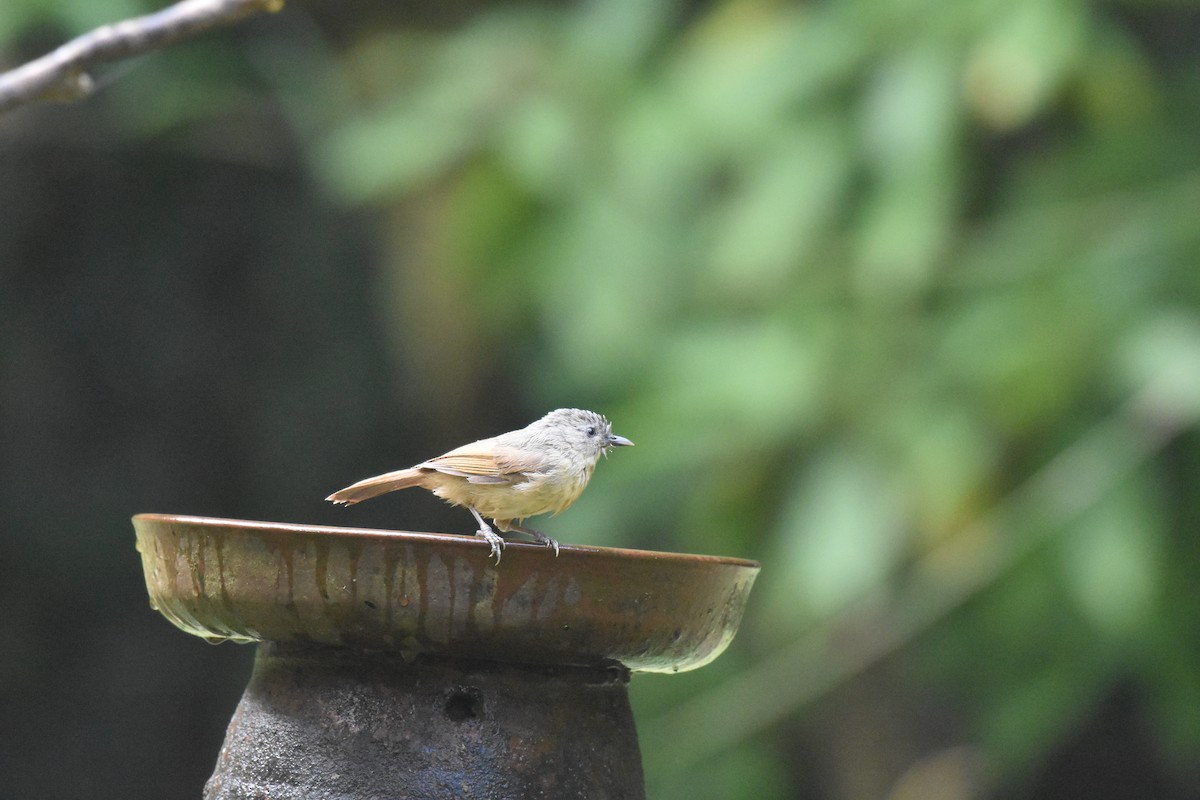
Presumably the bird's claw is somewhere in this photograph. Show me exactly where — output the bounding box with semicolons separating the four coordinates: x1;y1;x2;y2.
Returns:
508;524;559;557
477;528;506;565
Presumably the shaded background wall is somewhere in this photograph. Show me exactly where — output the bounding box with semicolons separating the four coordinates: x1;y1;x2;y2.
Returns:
2;1;1199;798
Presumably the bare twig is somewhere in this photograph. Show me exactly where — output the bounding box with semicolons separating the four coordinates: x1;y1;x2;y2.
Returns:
0;0;284;114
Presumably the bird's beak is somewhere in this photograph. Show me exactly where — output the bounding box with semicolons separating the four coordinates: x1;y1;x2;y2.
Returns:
608;434;634;447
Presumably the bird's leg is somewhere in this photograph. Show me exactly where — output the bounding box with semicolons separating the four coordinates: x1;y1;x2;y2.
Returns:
506;523;560;557
468;507;505;564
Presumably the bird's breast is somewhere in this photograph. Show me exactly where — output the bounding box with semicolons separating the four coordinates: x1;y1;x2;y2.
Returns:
435;460;593;521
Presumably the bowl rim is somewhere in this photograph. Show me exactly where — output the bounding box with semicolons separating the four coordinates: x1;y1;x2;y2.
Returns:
132;512;761;570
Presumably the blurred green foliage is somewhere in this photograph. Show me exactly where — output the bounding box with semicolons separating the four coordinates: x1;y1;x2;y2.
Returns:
4;0;1200;797
309;4;1200;792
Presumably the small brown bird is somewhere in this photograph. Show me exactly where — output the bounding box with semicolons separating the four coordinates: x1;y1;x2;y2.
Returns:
326;408;633;563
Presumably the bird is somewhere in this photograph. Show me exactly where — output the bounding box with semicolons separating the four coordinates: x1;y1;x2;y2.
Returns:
326;408;633;563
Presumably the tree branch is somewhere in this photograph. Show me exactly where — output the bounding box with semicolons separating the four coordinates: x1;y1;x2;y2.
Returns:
0;0;285;114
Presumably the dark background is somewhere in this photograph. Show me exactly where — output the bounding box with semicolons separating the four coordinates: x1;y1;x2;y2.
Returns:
2;2;1199;798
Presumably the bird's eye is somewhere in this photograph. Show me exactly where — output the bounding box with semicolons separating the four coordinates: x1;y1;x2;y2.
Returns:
585;426;597;437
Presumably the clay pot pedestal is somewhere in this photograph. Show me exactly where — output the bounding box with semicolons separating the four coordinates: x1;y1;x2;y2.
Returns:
133;514;759;800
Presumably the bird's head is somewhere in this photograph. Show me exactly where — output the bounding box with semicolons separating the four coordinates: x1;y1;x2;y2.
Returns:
536;408;634;463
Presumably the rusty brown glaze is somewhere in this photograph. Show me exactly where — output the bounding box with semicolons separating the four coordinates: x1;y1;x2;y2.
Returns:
133;513;759;673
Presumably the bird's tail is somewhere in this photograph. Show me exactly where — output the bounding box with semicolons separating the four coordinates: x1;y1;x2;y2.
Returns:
325;468;426;506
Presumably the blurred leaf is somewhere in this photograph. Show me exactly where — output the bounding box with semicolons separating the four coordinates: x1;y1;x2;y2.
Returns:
497;92;585;197
531;193;686;391
861;44;959;168
769;444;907;619
1118;313;1200;428
319;95;478;200
704;115;852;295
963;0;1086;130
889;401;998;541
855;45;962;299
1076;26;1162;132
1058;478;1161;639
634;318;831;469
564;0;675;76
319;17;550;201
669;4;867;152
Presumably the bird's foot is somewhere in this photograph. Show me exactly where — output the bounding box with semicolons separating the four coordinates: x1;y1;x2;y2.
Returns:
509;524;560;557
467;507;506;564
476;527;506;564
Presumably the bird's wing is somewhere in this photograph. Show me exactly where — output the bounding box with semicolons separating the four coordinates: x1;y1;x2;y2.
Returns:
419;439;546;485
